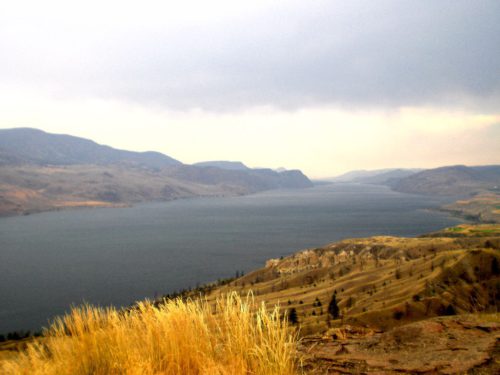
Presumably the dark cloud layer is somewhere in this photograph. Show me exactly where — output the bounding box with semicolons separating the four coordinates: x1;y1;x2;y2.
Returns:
1;0;499;111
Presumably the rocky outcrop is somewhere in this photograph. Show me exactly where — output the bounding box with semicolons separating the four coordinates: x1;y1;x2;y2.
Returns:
301;316;500;374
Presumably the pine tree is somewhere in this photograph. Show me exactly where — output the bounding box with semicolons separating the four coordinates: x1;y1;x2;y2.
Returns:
328;293;340;319
492;257;499;275
288;308;299;325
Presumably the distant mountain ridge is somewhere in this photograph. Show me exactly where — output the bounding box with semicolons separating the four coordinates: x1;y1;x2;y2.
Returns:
331;165;500;197
392;165;500;196
0;128;181;168
0;127;312;216
170;165;311;191
193;161;250;170
329;168;423;183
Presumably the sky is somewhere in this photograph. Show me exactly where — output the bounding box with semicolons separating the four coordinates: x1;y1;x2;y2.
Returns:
0;0;499;178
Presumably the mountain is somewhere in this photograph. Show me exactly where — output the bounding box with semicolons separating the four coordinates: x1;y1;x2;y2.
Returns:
392;165;500;196
168;165;312;192
330;168;422;184
193;161;250;170
0;128;181;168
0;128;312;216
329;169;393;182
327;165;500;223
356;168;423;185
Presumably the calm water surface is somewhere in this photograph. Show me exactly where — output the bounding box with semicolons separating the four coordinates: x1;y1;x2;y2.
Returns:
0;183;461;333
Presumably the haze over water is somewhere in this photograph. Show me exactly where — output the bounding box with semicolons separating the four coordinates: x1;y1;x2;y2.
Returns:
0;183;461;333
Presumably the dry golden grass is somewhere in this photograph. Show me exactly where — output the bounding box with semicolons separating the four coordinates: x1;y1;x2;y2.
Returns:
1;293;298;375
462;312;500;323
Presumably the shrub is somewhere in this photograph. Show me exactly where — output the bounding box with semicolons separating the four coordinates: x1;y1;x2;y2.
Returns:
442;304;457;316
346;296;355;308
393;311;404;320
395;269;401;279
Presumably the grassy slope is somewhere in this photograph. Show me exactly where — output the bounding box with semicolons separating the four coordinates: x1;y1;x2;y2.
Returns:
440;192;500;223
204;224;500;335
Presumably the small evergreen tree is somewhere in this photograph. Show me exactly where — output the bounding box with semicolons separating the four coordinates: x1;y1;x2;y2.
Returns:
288;308;298;325
443;304;456;316
328;293;340;319
492;257;499;275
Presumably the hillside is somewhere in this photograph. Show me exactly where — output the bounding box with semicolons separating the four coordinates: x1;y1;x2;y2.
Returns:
200;224;500;373
330;165;500;195
0;128;312;216
330;165;500;223
0;165;226;215
0;128;181;168
392;165;500;196
391;166;500;224
440;192;500;224
208;224;500;331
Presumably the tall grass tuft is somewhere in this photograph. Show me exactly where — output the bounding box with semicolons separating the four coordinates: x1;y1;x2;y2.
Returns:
1;293;298;375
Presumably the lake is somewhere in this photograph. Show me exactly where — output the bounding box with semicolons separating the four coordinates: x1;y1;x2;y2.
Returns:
0;183;461;333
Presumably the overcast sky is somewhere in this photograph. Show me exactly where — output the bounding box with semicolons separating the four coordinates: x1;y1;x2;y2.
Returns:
1;0;499;177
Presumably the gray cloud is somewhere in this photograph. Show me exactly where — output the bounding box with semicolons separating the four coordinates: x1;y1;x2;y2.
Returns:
1;0;499;111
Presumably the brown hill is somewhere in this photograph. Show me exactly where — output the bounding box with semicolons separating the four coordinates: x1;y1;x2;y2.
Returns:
392;165;500;196
0;128;312;216
207;225;499;331
0;128;181;168
199;224;500;373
